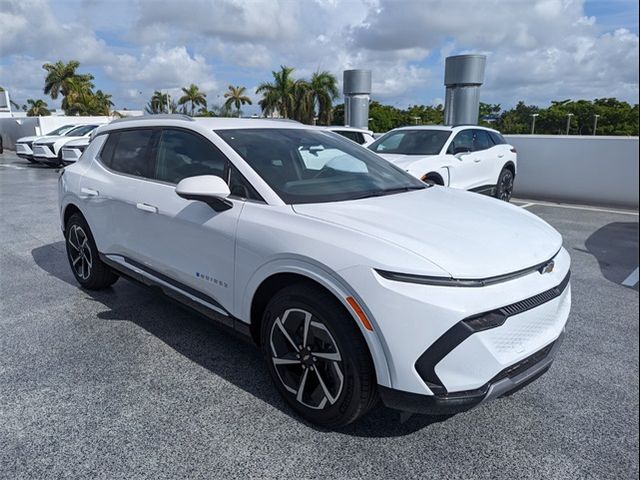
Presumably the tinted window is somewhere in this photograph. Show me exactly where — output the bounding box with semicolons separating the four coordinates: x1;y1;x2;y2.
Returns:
47;125;75;136
216;128;425;204
488;131;507;145
473;130;492;151
99;133;118;167
370;130;451;155
66;125;98;136
154;129;226;184
335;130;365;144
228;165;261;201
448;130;474;154
108;129;154;177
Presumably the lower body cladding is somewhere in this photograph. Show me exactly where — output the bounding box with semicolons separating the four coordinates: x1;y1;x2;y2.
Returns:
340;247;571;415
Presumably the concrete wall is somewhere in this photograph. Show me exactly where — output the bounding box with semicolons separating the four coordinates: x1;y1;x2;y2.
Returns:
506;135;639;208
0;116;110;149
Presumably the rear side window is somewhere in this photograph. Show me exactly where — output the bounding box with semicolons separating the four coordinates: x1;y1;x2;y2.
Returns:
473;130;493;151
101;129;154;178
154;129;226;184
488;131;507;145
335;130;365;144
448;130;474;154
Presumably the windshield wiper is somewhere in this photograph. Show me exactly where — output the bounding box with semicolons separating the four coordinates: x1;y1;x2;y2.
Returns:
349;185;425;200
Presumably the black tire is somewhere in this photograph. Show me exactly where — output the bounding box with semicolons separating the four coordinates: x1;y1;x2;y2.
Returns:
495;168;514;202
261;284;377;428
65;213;118;290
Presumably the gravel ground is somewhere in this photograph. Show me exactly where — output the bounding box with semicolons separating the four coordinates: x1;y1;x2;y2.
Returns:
1;152;638;479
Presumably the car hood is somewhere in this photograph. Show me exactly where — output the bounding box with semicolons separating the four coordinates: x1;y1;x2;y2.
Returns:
17;135;52;143
292;187;562;279
34;135;82;144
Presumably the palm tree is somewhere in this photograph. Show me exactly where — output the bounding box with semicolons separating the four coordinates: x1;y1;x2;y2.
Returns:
26;99;51;116
178;84;207;116
61;76;95;114
94;90;114;115
146;90;169;114
42;60;94;100
308;71;339;125
223;85;252;117
292;80;313;123
256;65;296;118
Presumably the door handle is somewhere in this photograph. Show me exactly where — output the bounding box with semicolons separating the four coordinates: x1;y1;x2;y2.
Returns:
136;203;158;213
474;158;482;163
80;187;99;197
497;153;505;158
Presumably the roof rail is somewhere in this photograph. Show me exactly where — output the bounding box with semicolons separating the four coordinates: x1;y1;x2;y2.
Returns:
110;114;194;124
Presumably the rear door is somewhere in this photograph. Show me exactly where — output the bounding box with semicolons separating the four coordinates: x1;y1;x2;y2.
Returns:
446;129;481;189
470;129;497;189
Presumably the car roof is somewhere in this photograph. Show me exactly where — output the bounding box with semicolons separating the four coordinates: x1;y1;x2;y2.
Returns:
95;116;345;137
390;124;501;134
325;126;373;134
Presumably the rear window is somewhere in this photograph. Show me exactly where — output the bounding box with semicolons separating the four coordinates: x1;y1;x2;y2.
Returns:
334;130;365;144
100;129;154;178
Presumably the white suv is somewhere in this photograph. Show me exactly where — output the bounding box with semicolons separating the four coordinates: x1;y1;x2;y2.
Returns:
369;125;517;201
59;116;570;427
33;124;102;166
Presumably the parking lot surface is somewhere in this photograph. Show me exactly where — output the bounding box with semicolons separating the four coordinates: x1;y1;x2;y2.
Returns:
1;152;638;479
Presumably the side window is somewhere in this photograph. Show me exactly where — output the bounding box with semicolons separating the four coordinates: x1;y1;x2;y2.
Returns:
448;130;473;154
108;129;154;177
473;130;492;151
336;131;365;144
228;165;261;201
154;129;226;184
488;131;506;145
99;133;118;167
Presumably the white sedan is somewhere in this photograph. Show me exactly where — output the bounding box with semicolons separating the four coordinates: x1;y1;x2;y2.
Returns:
369;125;517;201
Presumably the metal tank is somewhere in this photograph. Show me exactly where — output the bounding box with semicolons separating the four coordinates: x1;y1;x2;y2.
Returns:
443;55;486;125
343;70;372;130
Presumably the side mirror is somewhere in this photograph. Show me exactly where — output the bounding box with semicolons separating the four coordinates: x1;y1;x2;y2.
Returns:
175;175;232;212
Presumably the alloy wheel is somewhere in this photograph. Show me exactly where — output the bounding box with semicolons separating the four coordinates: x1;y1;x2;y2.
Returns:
269;308;344;410
67;224;93;280
500;171;514;201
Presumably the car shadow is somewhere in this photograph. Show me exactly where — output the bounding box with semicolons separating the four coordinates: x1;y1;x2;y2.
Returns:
581;222;639;288
31;241;450;437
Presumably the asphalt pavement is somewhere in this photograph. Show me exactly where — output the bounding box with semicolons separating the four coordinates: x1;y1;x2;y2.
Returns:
1;152;638;479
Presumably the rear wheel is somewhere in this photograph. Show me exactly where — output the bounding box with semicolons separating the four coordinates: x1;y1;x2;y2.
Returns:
65;213;118;290
261;284;377;427
495;168;514;202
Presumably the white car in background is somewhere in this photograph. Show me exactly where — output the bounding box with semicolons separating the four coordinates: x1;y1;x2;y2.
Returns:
15;124;78;162
32;124;102;167
369;125;518;201
59;116;570;427
61;137;91;165
326;126;376;146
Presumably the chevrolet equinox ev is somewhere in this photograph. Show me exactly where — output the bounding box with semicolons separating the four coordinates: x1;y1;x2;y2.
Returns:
59;116;571;427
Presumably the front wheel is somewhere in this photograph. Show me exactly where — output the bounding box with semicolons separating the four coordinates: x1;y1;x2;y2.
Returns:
261;285;377;427
65;213;119;290
495;168;514;202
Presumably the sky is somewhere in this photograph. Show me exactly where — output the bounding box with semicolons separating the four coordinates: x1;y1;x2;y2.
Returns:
1;0;638;115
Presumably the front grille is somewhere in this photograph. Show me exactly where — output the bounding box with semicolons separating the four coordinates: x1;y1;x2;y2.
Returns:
463;271;570;331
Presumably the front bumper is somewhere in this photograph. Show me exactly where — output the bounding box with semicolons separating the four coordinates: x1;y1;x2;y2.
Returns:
16;143;33;159
379;331;564;414
32;145;59;165
61;147;83;164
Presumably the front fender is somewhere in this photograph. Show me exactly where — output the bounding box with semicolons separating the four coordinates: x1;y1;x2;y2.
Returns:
238;255;392;388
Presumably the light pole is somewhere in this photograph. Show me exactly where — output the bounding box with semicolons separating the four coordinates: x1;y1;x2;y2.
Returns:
530;113;539;134
593;114;600;135
565;113;574;135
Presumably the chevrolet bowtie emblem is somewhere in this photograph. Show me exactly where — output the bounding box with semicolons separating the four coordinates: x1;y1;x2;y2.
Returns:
541;260;555;274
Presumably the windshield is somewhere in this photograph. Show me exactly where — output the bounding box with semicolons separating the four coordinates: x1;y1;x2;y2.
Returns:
215;128;425;204
46;125;76;136
369;129;451;155
65;125;98;136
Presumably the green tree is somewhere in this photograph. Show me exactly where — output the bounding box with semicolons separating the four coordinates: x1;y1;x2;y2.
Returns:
146;91;169;114
223;85;252;117
178;84;207;116
42;60;94;105
25;99;51;116
256;65;297;118
307;71;339;125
